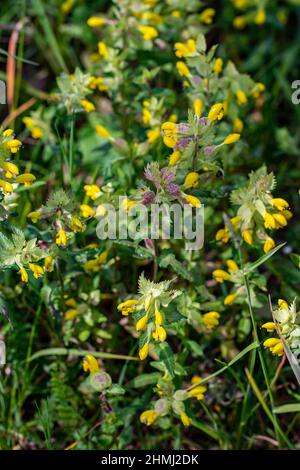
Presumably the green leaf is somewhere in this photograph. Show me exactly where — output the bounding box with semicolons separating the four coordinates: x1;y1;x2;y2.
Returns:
156;342;175;378
29;348;139;362
192;341;259;385
244;243;285;274
132;373;161;388
158;253;193;282
274;403;300;414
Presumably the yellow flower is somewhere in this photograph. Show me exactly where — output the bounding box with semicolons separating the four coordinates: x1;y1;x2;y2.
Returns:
233;15;247;29
191;375;202;385
3;129;14;137
16;173;36;187
184;172;199;189
180;411;191;426
224;293;238;305
163;135;177;148
121;198;138;213
31;127;43;139
70;216;85;233
271;341;284;356
188;384;207;400
199;8;216;24
82;354;100;373
0;179;13;195
242;229;253;245
23;117;33;129
161;121;177;133
169;151;180;166
2;162;19;178
84;184;101;200
147;129;160;143
216;227;230;243
223;133;240;144
236;89;247;106
27;211;42;223
117;299;139;316
98;250;108;264
176;61;190;77
136;314;148;331
263;338;284;357
138;25;158;41
184;195;201;207
230;216;240;228
95;204;107;217
278;299;288;310
213;269;230;283
155;309;163;325
213;58;223;75
273;213;287;228
263;338;280;348
254;8;266;25
81;99;95;113
98;41;109;58
44;256;55;272
4;139;22;153
152;325;167;342
80;204;95;218
262;322;276;333
61;0;73;14
140;410;158;426
142;107;152;125
141;12;163;25
20;267;28;283
174;39;196;58
233;118;244;133
264;212;276;229
89;76;108;92
139;342;149;360
56;229;67;246
208;103;224;121
161;121;178;147
232;0;249;8
65;308;78;320
272;198;289;211
226;259;239;273
29;263;44;279
264;238;275;253
96;125;111;139
203;311;220;329
193;98;204;118
65;298;77;308
87;16;107;27
252;82;265;98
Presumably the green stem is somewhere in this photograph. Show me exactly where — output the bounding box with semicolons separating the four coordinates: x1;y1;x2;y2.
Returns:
243;272;292;449
68;113;75;184
29;347;139;362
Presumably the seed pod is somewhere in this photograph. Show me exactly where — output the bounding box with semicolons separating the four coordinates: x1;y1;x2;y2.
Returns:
90;371;112;392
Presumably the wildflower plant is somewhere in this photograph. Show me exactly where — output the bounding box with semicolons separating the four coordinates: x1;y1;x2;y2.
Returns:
0;0;300;452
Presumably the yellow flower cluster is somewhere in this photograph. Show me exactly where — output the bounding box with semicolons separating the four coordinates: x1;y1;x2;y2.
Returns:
212;260;240;306
23;117;44;139
216;196;292;253
0;129;35;196
262;299;290;358
140;376;207;428
19;255;55;283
